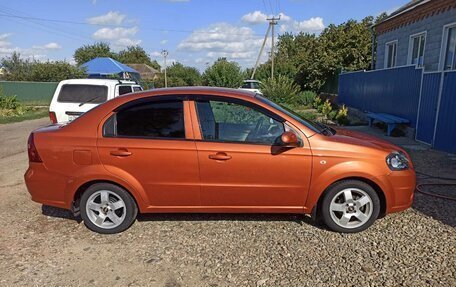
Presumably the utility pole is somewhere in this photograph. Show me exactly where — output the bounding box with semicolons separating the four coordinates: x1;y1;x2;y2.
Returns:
162;49;168;88
251;24;271;80
250;16;280;80
268;16;280;81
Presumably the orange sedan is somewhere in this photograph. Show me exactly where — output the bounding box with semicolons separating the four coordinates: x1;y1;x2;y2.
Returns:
24;87;416;234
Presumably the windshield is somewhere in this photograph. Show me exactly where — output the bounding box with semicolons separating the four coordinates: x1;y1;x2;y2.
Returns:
256;94;328;135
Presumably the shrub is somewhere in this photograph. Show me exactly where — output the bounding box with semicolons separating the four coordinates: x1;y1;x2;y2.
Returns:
296;90;317;107
321;99;332;118
0;88;28;117
312;96;322;109
260;75;300;105
336;104;349;125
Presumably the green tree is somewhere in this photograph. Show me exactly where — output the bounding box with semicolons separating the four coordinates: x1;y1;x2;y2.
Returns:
1;52;85;82
30;61;86;82
202;58;244;88
152;62;202;88
1;52;31;81
73;42;114;66
117;46;161;70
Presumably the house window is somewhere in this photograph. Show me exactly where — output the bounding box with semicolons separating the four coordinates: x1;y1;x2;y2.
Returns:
443;26;456;70
385;41;397;68
409;33;426;66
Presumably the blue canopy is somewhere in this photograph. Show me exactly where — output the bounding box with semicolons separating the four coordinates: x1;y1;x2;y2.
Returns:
81;57;140;80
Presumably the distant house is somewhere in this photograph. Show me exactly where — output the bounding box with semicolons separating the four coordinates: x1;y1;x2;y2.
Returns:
126;64;159;80
338;0;456;153
374;0;456;71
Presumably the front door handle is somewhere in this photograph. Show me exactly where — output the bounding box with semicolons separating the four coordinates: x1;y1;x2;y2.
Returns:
110;149;132;157
209;152;232;161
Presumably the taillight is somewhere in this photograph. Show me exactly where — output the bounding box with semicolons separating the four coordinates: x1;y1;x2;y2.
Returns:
49;111;57;124
27;133;42;163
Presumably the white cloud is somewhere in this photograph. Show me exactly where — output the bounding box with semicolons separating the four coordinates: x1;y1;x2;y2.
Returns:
278;12;292;22
92;26;141;49
241;11;268;24
241;11;323;34
151;51;162;57
87;11;126;26
0;33;59;60
178;23;269;68
33;42;62;50
241;11;292;25
160;39;168;45
280;17;325;34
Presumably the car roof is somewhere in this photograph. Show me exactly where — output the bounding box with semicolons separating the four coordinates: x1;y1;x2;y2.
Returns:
137;86;256;98
243;79;261;83
58;79;138;85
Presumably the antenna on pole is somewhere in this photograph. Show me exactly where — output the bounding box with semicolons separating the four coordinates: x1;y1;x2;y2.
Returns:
250;15;280;80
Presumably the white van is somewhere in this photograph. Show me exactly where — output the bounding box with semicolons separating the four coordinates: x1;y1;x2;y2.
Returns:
49;79;143;123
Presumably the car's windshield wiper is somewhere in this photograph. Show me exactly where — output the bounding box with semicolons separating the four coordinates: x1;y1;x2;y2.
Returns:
79;96;99;107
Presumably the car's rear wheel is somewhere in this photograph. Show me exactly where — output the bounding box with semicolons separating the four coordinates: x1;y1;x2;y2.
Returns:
321;180;380;233
80;183;138;234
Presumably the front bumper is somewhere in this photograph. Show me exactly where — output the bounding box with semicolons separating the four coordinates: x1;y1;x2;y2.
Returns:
375;168;416;214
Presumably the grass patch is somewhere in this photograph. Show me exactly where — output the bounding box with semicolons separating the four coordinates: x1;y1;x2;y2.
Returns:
0;107;48;124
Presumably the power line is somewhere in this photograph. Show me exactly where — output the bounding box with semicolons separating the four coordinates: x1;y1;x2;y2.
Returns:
0;13;264;37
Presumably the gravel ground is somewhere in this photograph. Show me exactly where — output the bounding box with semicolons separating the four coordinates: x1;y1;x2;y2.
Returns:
0;118;455;286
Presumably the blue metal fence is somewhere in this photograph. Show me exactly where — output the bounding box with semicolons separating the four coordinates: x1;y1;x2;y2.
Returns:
416;73;441;144
339;66;456;154
433;71;456;153
338;66;422;127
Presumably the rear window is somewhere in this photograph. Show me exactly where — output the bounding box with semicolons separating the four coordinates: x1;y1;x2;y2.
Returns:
133;86;142;92
57;84;108;104
118;86;132;95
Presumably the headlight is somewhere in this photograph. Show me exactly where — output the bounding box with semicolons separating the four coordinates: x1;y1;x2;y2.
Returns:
386;151;409;171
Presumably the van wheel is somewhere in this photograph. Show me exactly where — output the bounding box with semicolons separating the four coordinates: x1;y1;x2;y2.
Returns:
321;180;380;233
80;183;137;234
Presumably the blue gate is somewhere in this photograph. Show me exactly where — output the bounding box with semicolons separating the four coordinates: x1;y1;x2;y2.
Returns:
433;71;456;153
416;73;441;144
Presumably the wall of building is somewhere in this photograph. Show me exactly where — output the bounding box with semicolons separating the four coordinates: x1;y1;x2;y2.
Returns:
375;8;456;71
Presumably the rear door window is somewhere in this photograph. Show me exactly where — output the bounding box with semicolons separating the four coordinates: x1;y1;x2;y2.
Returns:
109;100;186;139
57;84;108;103
133;86;143;92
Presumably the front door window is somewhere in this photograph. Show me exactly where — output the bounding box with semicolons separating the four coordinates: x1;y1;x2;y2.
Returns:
196;99;284;145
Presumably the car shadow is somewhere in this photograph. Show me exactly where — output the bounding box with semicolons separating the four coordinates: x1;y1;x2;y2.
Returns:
136;212;317;227
41;205;82;223
41;204;322;228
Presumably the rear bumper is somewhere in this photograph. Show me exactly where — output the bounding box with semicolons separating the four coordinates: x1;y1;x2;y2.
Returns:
375;169;416;214
24;163;69;209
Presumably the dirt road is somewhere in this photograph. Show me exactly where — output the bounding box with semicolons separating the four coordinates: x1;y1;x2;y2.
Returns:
0;118;455;286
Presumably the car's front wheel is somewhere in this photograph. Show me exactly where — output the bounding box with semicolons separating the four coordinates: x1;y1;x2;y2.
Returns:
321;180;380;233
80;183;138;234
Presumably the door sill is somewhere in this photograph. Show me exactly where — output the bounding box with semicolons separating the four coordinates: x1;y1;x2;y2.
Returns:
143;206;307;214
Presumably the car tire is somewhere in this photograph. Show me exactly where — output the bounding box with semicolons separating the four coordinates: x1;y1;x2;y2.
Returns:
80;183;138;234
321;180;380;233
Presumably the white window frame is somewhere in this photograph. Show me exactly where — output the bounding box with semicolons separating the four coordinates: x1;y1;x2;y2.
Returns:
407;31;427;67
384;40;398;68
439;22;456;71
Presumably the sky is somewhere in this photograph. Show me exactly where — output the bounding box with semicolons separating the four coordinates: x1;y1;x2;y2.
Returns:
0;0;406;70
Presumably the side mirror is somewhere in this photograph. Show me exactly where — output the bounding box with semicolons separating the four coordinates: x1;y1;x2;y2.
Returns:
279;131;300;147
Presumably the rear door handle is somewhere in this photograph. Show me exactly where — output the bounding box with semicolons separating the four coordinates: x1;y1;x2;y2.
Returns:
110;149;132;157
209;152;232;161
